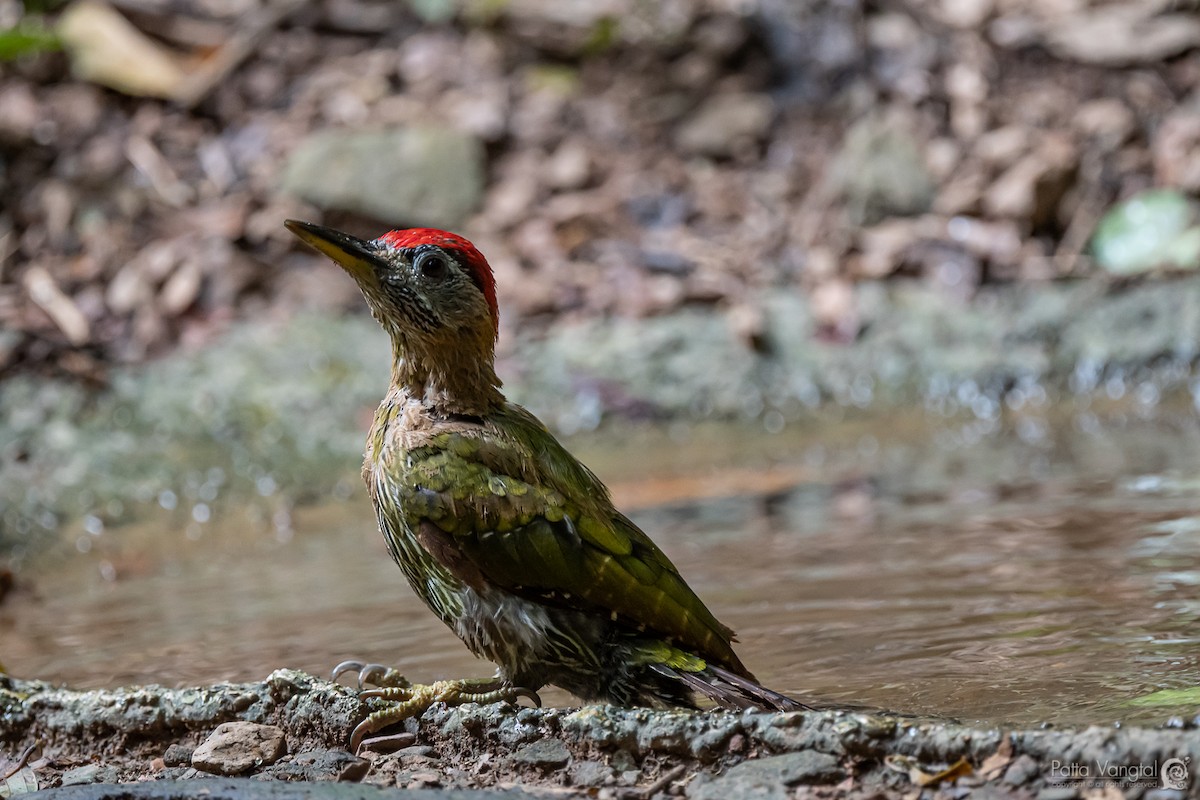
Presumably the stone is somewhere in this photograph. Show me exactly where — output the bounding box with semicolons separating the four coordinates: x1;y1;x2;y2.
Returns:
1002;754;1040;786
938;0;993;29
675;93;775;158
191;721;287;776
982;134;1078;228
569;759;615;787
161;743;193;767
833;112;935;225
1035;787;1081;800
281;127;484;229
688;751;842;799
260;748;370;782
510;738;572;771
1154;109;1200;193
59;764;118;786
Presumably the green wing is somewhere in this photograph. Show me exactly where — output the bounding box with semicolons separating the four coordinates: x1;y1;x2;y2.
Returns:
396;405;745;673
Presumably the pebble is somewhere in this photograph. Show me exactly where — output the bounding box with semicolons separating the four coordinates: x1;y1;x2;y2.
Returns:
569;759;616;787
510;739;571;771
675;93;775;157
281;127;484;229
161;743;194;767
60;764;118;786
191;721;287;776
1003;754;1040;786
687;751;842;800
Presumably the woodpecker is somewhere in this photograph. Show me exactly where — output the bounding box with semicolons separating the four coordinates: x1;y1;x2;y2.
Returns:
285;220;804;748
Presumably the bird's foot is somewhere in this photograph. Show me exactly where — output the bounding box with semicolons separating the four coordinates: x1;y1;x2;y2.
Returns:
332;663;541;751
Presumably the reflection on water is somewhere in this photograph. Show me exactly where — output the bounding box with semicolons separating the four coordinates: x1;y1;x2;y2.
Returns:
3;402;1200;727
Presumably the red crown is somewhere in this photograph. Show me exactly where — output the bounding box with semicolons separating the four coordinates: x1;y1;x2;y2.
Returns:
378;228;498;336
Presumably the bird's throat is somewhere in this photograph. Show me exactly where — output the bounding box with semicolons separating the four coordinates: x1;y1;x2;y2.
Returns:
389;342;504;419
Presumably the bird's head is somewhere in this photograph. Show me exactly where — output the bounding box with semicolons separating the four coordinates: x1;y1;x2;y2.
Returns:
286;220;503;413
285;220;499;344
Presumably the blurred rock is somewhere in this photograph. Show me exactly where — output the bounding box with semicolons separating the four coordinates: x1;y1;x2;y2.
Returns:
944;59;989;140
0;84;40;143
866;11;937;100
675;93;775;158
811;279;859;342
936;0;994;29
974;126;1029;168
855;218;925;279
982;134;1077;228
1074;99;1137;151
1153;108;1200;193
282;127;485;228
1042;2;1200;66
754;0;863;103
543;138;593;190
834;113;936;225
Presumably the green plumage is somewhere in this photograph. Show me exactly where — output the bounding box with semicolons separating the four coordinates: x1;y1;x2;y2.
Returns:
368;400;747;697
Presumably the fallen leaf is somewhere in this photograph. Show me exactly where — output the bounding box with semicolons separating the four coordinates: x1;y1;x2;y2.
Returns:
885;754;974;787
978;736;1014;780
23;265;90;345
1043;1;1200;65
0;767;38;797
57;0;188;98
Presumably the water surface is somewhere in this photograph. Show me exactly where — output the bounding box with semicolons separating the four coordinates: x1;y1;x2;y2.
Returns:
4;401;1200;727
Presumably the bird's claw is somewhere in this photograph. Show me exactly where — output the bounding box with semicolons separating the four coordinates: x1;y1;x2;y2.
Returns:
331;660;411;689
347;678;542;753
512;686;542;708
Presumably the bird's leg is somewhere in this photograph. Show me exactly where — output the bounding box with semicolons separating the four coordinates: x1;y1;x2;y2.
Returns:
332;662;541;751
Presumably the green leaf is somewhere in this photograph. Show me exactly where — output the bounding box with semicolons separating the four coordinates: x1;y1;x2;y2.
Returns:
1091;189;1200;275
0;22;60;61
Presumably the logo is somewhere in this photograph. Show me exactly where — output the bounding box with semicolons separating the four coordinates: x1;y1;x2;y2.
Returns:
1161;758;1189;791
1048;757;1189;790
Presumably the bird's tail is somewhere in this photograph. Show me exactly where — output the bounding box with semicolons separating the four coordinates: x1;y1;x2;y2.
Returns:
646;662;808;712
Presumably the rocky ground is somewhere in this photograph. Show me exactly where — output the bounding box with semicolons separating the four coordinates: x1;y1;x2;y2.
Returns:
3;671;1196;798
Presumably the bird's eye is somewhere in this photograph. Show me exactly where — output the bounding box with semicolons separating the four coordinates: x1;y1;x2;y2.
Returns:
416;251;448;281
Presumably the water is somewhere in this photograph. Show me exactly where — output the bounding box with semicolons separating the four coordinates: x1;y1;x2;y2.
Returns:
3;401;1199;728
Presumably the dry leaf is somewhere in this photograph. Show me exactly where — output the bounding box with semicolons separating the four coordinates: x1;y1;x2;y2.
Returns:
1043;1;1200;65
0;767;38;797
978;736;1014;780
885;754;975;787
57;0;189;98
23;265;90;345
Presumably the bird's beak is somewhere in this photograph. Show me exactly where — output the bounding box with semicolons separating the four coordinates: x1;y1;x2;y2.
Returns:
284;220;385;286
